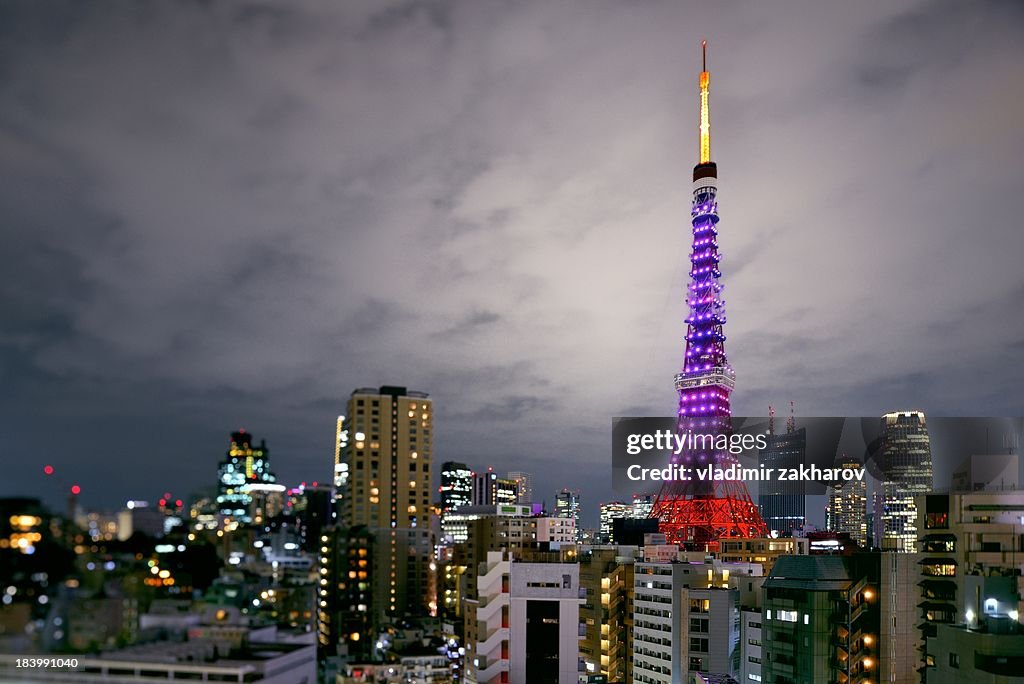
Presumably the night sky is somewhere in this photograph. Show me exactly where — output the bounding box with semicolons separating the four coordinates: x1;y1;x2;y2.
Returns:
2;1;1023;526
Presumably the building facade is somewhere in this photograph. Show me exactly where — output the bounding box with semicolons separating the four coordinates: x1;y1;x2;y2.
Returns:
580;548;635;684
916;490;1024;682
827;454;868;548
507;471;534;504
508;561;583;684
472;470;519;507
758;427;807;538
338;386;434;617
874;411;933;553
440;461;473;535
600;502;633;543
762;555;880;684
216;430;277;523
633;559;755;683
555;489;582;542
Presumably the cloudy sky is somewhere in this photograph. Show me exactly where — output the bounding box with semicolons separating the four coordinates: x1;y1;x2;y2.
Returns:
2;0;1023;526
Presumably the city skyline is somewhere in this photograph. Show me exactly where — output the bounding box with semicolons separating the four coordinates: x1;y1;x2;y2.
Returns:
3;1;1024;524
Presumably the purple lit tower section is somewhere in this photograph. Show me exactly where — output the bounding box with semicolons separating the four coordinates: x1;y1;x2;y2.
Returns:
649;42;768;548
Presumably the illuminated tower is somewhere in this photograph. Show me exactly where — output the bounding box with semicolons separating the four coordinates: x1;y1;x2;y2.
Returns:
873;410;933;552
650;42;768;547
216;430;276;523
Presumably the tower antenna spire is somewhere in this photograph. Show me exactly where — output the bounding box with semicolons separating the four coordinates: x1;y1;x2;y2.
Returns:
698;40;711;164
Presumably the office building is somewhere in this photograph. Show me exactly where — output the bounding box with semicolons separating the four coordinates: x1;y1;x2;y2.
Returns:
459;506;538;600
925;621;1024;684
442;503;533;546
216;430;277;523
758;424;806;537
874;411;933;553
827;454;868;548
471;469;518;507
555;489;581;541
440;461;473;519
507;471;534;504
740;607;763;684
600;501;633;543
632;493;655;519
464;552;584;684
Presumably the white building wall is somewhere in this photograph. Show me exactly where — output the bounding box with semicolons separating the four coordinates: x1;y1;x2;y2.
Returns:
508;562;582;684
740;608;763;684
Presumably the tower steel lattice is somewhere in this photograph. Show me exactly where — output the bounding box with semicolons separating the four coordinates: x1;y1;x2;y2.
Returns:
649;41;768;549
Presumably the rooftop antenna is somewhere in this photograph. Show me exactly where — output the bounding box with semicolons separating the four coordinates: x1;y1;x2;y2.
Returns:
768;405;776;436
698;39;711;164
787;401;796;434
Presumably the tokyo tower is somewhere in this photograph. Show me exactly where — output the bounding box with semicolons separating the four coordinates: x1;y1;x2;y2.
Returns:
649;41;768;548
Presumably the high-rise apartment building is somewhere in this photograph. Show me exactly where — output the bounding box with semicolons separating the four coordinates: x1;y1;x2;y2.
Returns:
874;411;933;553
216;430;276;523
762;555;881;684
580;548;635;683
633;559;760;683
317;525;374;660
916;490;1024;682
827;454;868;548
339;386;434;617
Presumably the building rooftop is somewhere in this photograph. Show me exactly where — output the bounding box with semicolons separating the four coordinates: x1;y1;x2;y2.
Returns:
763;555;852;590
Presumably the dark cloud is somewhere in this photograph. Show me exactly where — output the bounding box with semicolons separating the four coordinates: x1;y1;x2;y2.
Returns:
1;0;1023;526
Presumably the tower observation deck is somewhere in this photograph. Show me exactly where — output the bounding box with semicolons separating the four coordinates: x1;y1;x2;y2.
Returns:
649;41;768;548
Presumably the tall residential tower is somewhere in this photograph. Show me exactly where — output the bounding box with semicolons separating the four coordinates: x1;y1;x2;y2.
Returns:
339;386;435;617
